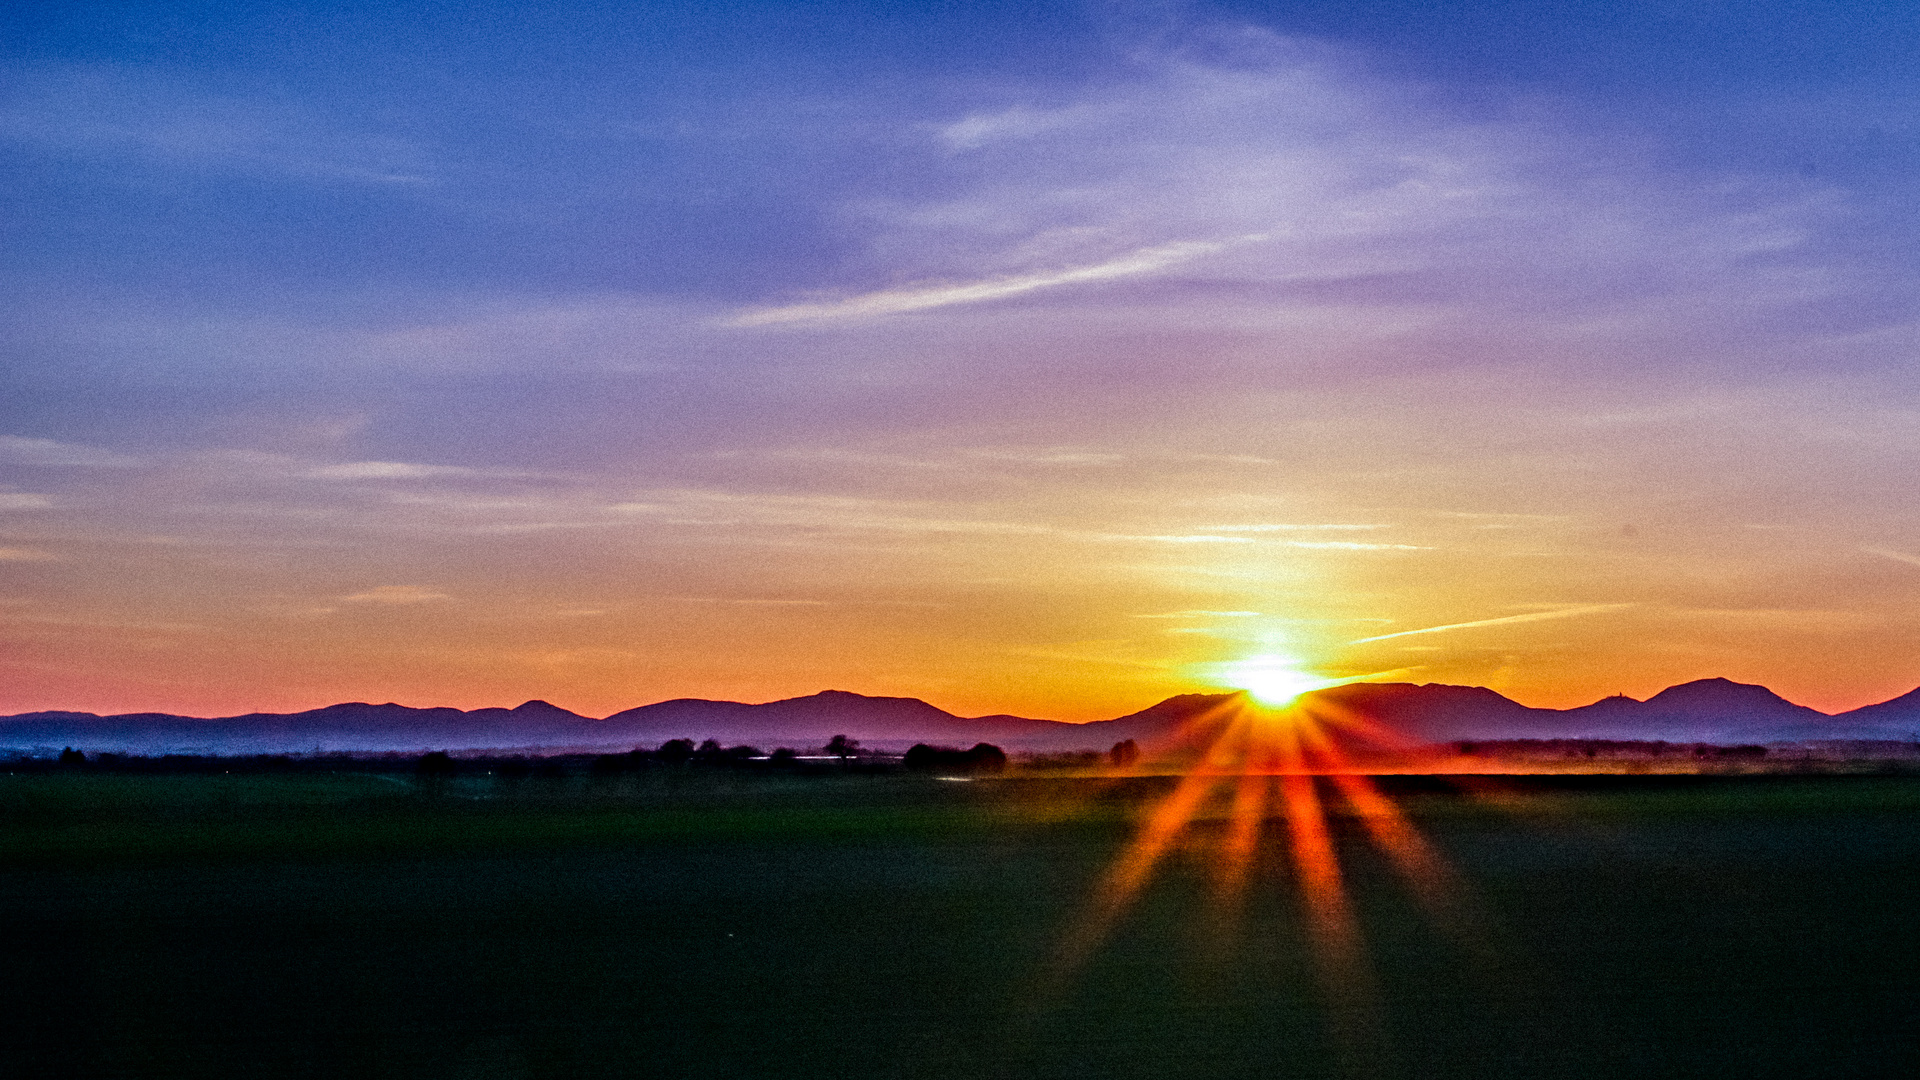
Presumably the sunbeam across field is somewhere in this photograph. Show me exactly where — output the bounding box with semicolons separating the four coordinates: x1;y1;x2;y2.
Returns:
1047;685;1495;1071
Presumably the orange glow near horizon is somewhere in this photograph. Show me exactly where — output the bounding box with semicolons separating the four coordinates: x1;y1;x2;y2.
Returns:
8;569;1920;720
12;491;1920;723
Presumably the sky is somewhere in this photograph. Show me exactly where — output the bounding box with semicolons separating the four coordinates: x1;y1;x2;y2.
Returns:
4;0;1919;720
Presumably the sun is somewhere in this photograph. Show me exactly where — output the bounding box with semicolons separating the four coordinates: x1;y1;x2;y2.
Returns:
1220;653;1330;706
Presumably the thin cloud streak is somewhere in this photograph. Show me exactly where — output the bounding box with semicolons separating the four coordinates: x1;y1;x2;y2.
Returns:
342;585;452;605
1349;604;1635;644
1285;541;1430;551
729;238;1245;326
0;435;143;468
1864;546;1920;569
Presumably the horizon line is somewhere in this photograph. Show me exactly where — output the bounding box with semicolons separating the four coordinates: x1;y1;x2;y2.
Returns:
6;674;1917;724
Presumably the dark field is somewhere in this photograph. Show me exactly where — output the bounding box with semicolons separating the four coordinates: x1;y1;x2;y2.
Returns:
4;770;1918;1079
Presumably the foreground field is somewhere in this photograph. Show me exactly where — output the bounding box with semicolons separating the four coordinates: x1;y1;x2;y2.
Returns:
4;771;1918;1079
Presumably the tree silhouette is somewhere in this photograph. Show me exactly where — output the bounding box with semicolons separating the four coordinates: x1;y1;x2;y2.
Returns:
904;742;1006;773
825;735;859;759
964;743;1007;773
1108;739;1139;768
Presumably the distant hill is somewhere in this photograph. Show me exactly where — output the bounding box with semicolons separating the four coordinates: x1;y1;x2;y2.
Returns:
597;690;1074;748
4;679;1917;755
1311;677;1912;744
0;700;605;755
1557;678;1830;741
1825;686;1920;740
0;691;1085;755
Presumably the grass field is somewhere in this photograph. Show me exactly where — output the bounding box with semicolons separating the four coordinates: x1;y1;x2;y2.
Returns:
4;770;1918;1079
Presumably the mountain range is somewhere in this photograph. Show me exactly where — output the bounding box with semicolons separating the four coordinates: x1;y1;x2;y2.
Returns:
5;678;1920;755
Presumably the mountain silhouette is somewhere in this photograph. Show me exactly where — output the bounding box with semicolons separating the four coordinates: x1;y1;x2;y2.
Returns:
5;679;1918;754
1556;678;1839;741
599;690;1070;746
1793;684;1920;741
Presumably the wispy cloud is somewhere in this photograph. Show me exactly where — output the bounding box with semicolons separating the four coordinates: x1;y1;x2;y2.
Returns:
1207;523;1388;532
1350;604;1635;644
1115;534;1255;544
307;461;478;481
937;103;1105;150
342;585;451;604
1284;541;1430;551
673;597;831;606
1;64;436;187
1134;610;1262;619
965;448;1130;466
0;435;142;468
0;493;55;510
1864;546;1920;569
730;238;1243;325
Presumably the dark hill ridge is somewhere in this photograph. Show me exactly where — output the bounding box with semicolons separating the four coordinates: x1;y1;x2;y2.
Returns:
4;679;1918;754
600;690;1072;746
1826;685;1920;735
1555;679;1826;741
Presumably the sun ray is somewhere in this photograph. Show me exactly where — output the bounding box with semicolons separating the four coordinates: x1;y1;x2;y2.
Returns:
1324;771;1483;936
1277;764;1389;1074
1217;767;1269;898
1046;699;1250;981
1046;675;1490;1076
1047;766;1223;980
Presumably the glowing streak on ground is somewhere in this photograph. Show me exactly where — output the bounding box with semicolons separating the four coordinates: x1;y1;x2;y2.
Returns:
1051;700;1245;978
1047;690;1479;1073
1293;700;1482;941
1326;772;1458;915
1278;767;1386;1068
1217;769;1267;899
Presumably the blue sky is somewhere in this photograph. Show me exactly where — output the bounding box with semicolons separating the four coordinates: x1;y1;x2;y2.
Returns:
4;1;1919;717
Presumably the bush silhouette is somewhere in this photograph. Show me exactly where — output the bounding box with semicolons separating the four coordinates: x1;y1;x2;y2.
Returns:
966;743;1007;773
904;743;1007;774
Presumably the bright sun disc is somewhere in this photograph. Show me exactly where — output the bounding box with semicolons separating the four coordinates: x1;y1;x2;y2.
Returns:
1222;654;1327;705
